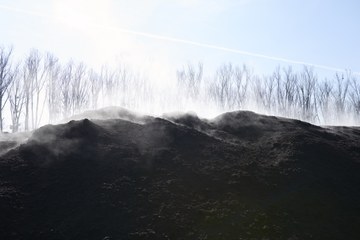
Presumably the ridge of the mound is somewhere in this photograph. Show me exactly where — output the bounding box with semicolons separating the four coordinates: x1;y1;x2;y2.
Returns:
29;118;104;142
62;106;154;124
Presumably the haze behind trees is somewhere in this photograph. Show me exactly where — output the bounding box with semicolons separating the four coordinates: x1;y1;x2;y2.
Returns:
0;46;359;133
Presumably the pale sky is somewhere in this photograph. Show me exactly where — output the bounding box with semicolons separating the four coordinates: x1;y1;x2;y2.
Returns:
0;0;359;78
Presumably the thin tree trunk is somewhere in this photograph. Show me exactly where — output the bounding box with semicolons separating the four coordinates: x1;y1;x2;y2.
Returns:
25;98;29;131
0;96;3;131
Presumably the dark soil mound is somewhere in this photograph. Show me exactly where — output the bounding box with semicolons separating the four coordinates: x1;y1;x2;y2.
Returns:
1;109;360;240
63;106;154;124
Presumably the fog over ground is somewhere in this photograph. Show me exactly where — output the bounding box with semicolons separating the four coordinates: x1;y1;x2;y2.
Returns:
0;46;359;135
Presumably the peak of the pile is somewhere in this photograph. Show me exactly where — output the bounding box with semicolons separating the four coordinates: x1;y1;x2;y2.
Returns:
212;110;317;127
62;106;154;124
31;118;102;141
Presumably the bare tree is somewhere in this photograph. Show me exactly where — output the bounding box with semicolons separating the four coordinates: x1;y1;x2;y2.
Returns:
117;64;131;107
297;66;317;121
0;47;14;131
349;74;360;117
275;66;298;117
88;69;102;109
274;66;284;114
177;62;203;102
60;61;73;118
233;64;250;108
209;63;235;109
284;67;299;116
71;63;89;114
7;64;25;132
333;72;350;119
46;54;61;123
253;74;275;112
23;60;33;131
100;65;117;106
133;73;154;109
59;61;89;117
26;50;40;129
23;49;50;129
317;79;333;123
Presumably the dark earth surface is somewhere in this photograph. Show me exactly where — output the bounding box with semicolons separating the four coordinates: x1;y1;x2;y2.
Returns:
1;107;360;240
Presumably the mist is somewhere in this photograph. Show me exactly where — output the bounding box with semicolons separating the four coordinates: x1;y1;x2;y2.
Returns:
0;46;359;135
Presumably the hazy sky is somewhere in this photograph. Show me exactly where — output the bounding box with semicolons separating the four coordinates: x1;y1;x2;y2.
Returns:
0;0;359;77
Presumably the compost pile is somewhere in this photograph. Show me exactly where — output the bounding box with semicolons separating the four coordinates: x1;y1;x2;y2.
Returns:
1;107;360;239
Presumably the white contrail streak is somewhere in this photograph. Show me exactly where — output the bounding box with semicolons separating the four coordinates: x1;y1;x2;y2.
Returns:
0;4;358;75
0;4;48;18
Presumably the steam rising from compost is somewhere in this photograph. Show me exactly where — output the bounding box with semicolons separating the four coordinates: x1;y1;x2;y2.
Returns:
0;45;359;136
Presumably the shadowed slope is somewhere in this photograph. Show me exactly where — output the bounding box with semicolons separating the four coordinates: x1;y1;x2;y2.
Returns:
1;109;360;240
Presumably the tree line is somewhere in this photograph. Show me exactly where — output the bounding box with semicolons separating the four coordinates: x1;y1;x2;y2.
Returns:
177;63;360;125
0;46;359;132
0;47;152;132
